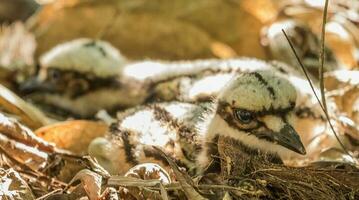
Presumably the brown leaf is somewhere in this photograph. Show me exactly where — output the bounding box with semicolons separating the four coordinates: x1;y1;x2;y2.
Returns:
125;163;171;184
35;120;108;155
0;133;47;170
68;169;102;200
0;168;35;200
123;163;170;200
0;112;55;153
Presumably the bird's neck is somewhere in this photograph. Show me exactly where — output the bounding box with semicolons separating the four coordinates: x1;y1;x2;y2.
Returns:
217;135;282;176
197;112;282;173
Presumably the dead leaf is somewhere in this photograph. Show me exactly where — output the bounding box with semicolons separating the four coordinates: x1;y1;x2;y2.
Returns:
0;112;54;152
122;163;171;200
0;133;48;170
35;120;108;155
125;163;171;184
67;169;102;200
0;168;35;200
325;70;359;124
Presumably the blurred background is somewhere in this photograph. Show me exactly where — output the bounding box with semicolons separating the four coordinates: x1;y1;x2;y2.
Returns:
1;0;358;65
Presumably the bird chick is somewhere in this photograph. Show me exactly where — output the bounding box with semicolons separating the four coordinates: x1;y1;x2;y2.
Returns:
88;71;306;175
20;45;287;118
20;38;329;124
21;38;147;118
262;19;339;76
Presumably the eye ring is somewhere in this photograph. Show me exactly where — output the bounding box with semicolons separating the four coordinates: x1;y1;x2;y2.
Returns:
234;109;254;124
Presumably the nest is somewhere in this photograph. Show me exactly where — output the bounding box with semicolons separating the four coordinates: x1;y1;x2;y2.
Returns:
213;136;359;200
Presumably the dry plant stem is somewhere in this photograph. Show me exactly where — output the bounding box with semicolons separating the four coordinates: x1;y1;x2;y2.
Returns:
282;30;355;162
35;189;63;200
53;151;83;160
108;176;264;195
0;145;67;189
319;0;329;112
153;146;208;200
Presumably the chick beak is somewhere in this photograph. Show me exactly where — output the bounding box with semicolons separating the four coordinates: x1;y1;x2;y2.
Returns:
19;77;55;94
274;124;306;155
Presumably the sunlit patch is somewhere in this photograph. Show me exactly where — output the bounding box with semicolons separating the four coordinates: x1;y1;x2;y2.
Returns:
287;76;321;105
0;86;17;106
327;70;359;85
339;115;355;127
326;22;350;40
223;59;273;71
121;110;176;147
124;59;274;81
304;0;325;8
312;123;326;138
164;103;194;119
189;74;234;99
123;61;168;80
266;21;294;39
35;0;55;4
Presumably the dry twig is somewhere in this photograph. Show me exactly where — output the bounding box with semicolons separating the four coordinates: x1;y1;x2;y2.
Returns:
282;29;356;163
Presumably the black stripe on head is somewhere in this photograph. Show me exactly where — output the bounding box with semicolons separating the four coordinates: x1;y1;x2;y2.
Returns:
251;72;276;100
219;101;295;117
41;68;121;98
84;41;107;57
216;101;295;144
217;102;258;132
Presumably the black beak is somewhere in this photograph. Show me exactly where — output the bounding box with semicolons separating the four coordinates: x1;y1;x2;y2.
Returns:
19;77;55;95
274;124;306;155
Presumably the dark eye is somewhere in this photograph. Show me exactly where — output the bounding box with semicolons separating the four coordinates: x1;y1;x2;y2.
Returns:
234;109;254;124
49;69;60;80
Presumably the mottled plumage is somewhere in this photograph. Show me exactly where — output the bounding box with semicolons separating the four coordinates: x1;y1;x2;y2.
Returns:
22;38;315;118
262;19;339;75
89;71;306;175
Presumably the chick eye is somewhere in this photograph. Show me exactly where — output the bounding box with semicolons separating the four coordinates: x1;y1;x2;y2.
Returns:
48;69;60;80
234;109;254;124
